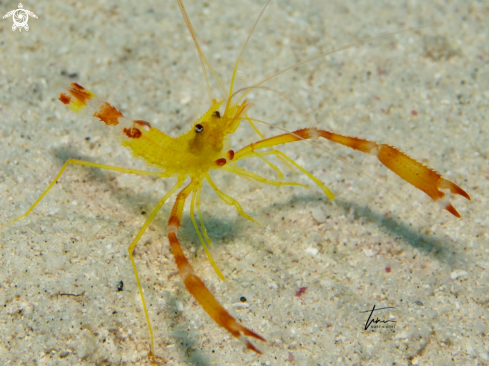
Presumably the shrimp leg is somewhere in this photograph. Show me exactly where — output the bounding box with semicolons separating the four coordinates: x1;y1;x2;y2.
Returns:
233;128;470;217
0;159;169;230
239;149;335;201
127;176;185;361
190;183;226;280
167;180;266;353
205;173;258;224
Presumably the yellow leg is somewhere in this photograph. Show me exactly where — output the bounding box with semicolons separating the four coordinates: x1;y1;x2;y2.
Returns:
222;164;309;190
196;184;212;246
0;158;169;230
251;150;335;201
127;176;185;361
190;184;226;281
205;173;258;224
246;114;296;173
252;151;284;179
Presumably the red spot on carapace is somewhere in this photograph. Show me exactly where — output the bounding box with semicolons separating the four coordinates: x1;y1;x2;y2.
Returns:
123;127;142;139
134;120;152;128
411;110;418;116
385;267;391;273
215;158;227;166
59;93;71;105
67;83;92;106
227;150;235;160
295;287;307;297
93;102;123;126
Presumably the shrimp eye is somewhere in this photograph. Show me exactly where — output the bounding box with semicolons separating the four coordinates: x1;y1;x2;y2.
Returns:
194;124;204;133
212;111;221;118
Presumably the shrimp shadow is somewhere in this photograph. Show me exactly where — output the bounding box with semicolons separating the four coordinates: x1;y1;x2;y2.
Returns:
178;214;247;251
335;199;468;269
164;291;211;366
51;147;173;218
253;191;468;269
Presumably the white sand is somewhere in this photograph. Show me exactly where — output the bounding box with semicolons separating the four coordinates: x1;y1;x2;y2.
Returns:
0;0;487;365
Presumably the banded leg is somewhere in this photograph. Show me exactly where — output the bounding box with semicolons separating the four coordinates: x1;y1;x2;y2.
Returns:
234;128;470;217
0;159;168;230
167;180;266;353
127;176;185;361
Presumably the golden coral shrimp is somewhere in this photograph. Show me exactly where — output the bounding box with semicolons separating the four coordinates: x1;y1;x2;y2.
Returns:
1;0;470;362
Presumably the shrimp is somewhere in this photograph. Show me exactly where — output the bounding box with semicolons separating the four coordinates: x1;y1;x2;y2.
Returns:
0;0;471;363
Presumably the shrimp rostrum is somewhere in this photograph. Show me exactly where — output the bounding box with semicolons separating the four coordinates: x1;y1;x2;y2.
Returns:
3;0;470;361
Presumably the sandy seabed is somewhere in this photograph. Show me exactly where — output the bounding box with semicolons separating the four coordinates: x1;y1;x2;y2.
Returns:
0;0;488;365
